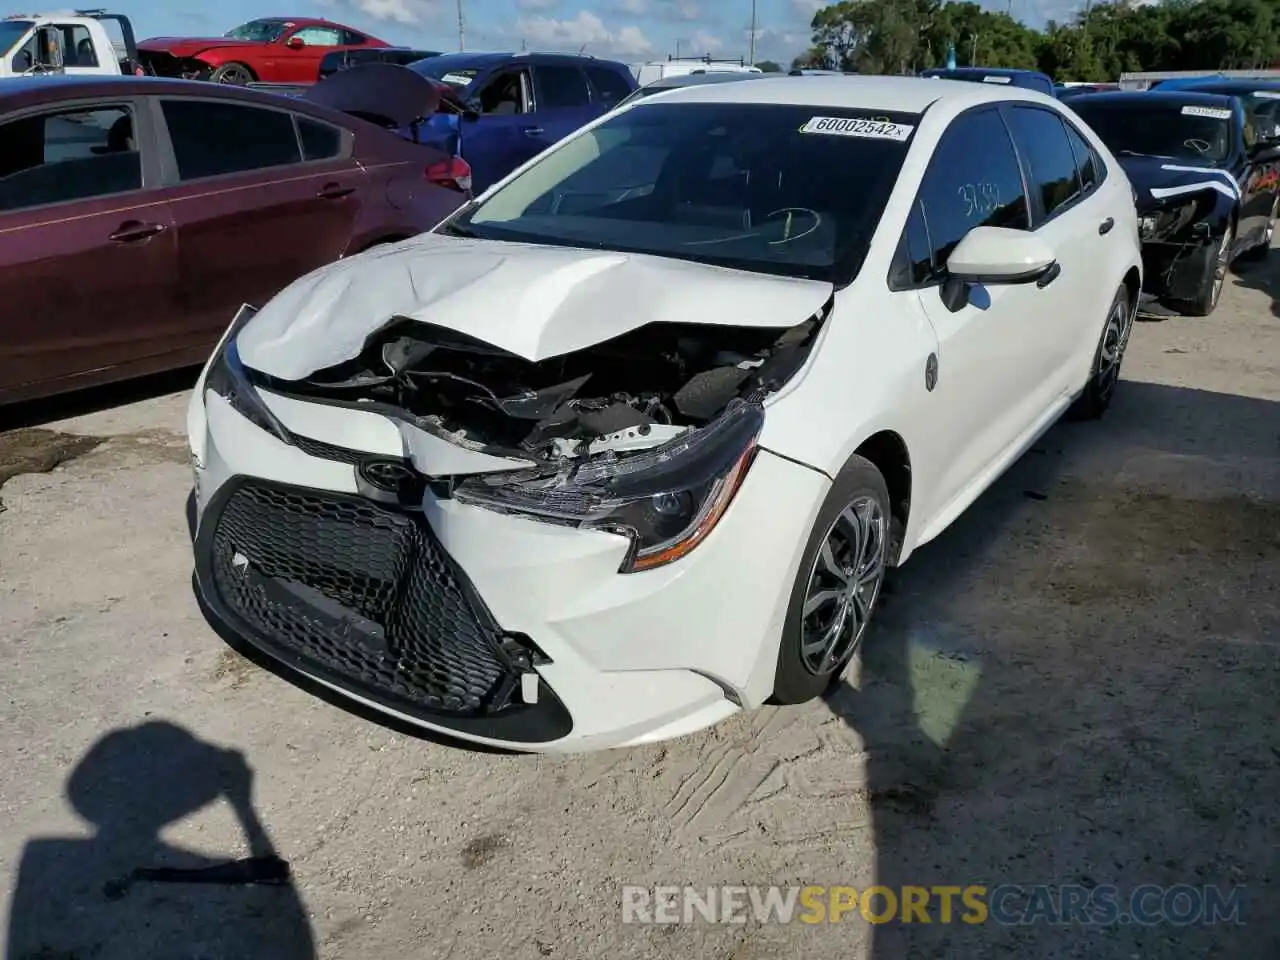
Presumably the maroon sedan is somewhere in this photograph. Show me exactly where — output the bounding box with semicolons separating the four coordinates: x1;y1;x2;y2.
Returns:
0;73;470;405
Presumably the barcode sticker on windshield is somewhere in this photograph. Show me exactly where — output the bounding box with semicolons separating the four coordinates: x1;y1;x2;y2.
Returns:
982;75;1012;83
800;116;914;141
1182;105;1231;119
1254;91;1280;99
440;73;473;86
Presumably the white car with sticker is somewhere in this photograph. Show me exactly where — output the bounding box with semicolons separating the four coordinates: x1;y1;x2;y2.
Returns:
186;76;1143;752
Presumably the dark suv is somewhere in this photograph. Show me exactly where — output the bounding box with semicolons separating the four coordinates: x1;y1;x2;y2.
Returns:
408;52;637;191
319;47;440;81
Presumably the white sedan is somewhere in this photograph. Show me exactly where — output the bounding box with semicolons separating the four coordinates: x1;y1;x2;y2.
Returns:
187;76;1141;753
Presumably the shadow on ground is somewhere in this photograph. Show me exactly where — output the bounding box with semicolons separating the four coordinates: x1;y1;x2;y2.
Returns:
0;367;199;433
1227;258;1280;320
828;381;1280;958
6;721;316;960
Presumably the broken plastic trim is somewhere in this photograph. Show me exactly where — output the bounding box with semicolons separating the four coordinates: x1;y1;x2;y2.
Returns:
453;401;763;573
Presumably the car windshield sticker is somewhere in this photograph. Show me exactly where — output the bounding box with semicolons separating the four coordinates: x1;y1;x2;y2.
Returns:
800;116;914;141
440;73;473;86
983;75;1012;83
1254;91;1280;99
1182;105;1231;119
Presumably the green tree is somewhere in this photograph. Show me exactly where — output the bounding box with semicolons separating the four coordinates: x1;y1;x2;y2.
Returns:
756;59;783;71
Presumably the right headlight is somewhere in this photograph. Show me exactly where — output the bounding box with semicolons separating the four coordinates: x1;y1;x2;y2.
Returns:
202;304;291;444
453;401;763;573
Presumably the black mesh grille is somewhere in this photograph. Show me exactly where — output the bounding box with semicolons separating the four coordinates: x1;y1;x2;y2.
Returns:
290;433;373;465
208;481;518;714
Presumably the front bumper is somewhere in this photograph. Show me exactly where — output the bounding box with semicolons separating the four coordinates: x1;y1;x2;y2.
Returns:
189;389;830;753
1139;236;1215;303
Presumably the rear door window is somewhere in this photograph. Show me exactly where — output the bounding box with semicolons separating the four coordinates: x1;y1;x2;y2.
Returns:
1004;106;1083;223
1062;119;1101;193
535;64;591;109
161;99;301;180
0;104;141;212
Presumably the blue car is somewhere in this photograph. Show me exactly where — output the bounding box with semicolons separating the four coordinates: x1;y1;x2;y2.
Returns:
406;52;638;193
919;67;1055;98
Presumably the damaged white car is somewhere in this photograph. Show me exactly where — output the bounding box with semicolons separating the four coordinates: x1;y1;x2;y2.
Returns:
187;77;1142;752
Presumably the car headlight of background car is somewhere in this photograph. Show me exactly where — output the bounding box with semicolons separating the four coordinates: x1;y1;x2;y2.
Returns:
202;305;291;444
453;401;763;573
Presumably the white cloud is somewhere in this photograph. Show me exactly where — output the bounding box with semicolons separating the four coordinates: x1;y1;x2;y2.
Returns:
515;0;559;10
515;10;654;55
688;29;723;53
661;0;702;21
349;0;441;24
612;0;648;12
789;0;824;20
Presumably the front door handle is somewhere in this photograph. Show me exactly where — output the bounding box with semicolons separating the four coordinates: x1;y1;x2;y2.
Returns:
521;126;544;137
1098;217;1115;235
1036;262;1062;288
109;220;166;243
317;183;356;200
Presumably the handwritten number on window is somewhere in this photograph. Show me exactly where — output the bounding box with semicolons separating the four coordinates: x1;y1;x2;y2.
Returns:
958;182;1002;220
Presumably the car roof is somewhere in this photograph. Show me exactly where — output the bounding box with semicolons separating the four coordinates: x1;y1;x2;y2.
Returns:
635;74;1054;113
418;50;626;70
1174;79;1280;91
1073;90;1238;109
646;71;773;90
0;73;359;118
922;66;1047;78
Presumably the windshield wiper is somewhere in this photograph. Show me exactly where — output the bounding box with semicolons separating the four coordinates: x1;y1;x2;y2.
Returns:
1116;149;1175;159
439;221;478;239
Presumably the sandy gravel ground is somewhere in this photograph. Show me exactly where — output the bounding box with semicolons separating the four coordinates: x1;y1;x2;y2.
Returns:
1;257;1277;960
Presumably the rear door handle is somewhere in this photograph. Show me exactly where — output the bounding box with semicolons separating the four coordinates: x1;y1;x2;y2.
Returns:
1036;262;1062;288
521;126;544;136
1098;217;1115;235
316;183;356;200
109;220;166;243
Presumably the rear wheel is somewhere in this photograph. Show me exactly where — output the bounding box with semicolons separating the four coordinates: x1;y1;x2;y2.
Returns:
771;456;891;705
1070;284;1132;420
210;62;255;85
1180;222;1234;317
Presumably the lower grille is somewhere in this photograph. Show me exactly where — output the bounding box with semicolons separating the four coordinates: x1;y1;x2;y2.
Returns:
208;480;516;715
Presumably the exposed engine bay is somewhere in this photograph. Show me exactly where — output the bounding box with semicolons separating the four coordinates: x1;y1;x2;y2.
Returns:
278;307;828;462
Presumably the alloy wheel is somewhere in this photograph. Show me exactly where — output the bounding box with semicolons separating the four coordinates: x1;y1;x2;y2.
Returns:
217;65;252;85
1210;226;1234;308
799;496;887;676
1095;294;1133;401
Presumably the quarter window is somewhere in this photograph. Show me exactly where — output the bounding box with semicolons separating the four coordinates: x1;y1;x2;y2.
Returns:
1005;106;1082;221
1062;119;1100;193
586;66;631;104
536;65;591;109
915;109;1028;274
162;99;301;180
290;26;343;46
340;30;367;45
298;117;343;160
59;24;98;67
0;104;140;212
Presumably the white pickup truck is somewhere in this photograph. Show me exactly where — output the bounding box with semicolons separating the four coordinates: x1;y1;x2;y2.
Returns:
0;9;141;78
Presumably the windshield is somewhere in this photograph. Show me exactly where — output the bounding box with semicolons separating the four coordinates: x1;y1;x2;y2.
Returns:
224;19;290;42
1071;102;1233;162
1191;87;1280;139
0;20;32;56
446;102;916;284
410;58;481;89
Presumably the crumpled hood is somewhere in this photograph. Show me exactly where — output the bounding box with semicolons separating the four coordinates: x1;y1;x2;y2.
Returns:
138;37;260;56
235;233;835;381
1118;154;1241;211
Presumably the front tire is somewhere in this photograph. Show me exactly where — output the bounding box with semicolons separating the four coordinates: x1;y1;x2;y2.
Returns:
1180;222;1234;317
209;62;255;85
771;456;891;705
1070;283;1132;420
1237;196;1277;262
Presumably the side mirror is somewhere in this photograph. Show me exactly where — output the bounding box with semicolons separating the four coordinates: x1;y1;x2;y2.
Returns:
940;226;1058;312
462;96;483;119
286;36;305;50
1250;139;1280;162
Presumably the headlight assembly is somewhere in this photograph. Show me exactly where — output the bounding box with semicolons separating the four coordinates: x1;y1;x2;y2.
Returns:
203;305;291;443
453;401;763;573
1138;214;1159;239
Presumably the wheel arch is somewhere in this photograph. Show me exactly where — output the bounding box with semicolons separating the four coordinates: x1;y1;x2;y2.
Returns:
848;430;912;565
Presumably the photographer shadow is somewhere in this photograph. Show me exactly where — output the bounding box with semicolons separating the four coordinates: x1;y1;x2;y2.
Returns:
7;720;315;960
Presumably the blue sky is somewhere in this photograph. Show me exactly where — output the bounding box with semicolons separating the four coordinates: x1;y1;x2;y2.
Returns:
109;0;1074;67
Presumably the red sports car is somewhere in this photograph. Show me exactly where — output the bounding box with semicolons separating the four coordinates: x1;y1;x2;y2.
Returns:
138;17;389;86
